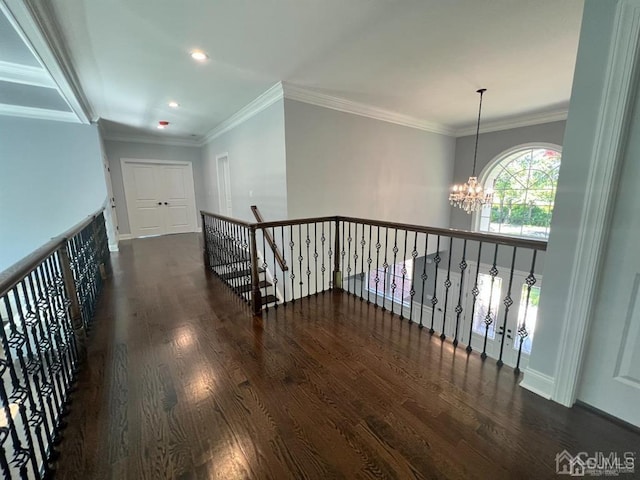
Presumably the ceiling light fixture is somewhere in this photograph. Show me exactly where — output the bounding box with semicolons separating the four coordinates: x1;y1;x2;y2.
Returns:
190;50;208;62
168;101;179;108
157;120;169;130
449;88;493;214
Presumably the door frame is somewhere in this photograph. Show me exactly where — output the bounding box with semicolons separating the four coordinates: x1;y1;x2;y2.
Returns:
215;153;233;216
120;158;199;239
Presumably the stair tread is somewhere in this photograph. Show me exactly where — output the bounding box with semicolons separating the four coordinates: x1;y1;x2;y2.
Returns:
236;280;272;294
219;268;264;280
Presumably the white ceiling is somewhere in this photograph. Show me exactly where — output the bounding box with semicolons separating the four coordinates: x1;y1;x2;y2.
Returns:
38;0;584;140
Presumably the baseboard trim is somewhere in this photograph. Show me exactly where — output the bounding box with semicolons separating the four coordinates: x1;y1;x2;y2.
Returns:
119;234;133;241
108;244;119;252
520;368;555;400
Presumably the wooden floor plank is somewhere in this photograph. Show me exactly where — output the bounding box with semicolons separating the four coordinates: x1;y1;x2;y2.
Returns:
55;233;640;479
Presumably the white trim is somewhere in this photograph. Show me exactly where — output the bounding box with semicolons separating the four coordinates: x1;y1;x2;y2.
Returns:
0;60;55;88
552;0;640;407
282;82;455;136
118;234;133;241
104;133;200;148
520;368;555;400
215;153;233;216
0;0;92;123
0;102;78;122
121;157;193;167
471;142;563;235
108;244;120;252
201;82;284;144
455;109;568;137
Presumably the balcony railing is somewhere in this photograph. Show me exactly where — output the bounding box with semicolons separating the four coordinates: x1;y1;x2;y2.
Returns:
0;210;109;479
201;210;547;374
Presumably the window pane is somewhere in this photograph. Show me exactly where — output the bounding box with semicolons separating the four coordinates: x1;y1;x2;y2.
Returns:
472;273;502;339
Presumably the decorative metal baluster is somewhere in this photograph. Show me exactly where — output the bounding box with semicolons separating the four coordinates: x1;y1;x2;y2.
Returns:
360;223;366;300
341;221;346;294
497;247;517;367
261;229;269;311
23;271;60;443
271;227;279;307
32;262;66;427
280;225;287;305
453;240;468;347
0;371;35;480
374;226;381;308
298;225;304;300
515;250;538;374
305;224;311;297
327;221;333;290
465;242;483;352
440;237;454;340
366;225;373;304
0;298;40;478
0;437;10;479
320;223;326;294
408;232;418;323
399;230;409;320
482;245;500;360
350;223;356;296
382;228;389;312
241;226;251;304
390;229;399;316
429;236;441;335
8;287;52;472
313;223;318;295
289;225;296;301
419;233;429;329
235;223;244;294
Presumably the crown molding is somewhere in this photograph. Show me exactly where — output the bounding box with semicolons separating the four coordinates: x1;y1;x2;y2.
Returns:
454;108;569;137
282;82;455;136
0;60;55;88
0;103;78;122
201;82;284;145
1;0;93;124
103;133;201;148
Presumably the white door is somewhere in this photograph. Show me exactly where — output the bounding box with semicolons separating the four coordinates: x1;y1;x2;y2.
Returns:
122;160;197;238
577;95;640;427
216;154;232;216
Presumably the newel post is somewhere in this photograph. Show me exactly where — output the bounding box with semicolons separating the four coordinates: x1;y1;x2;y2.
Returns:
58;243;86;356
333;217;342;290
249;226;262;315
201;213;210;269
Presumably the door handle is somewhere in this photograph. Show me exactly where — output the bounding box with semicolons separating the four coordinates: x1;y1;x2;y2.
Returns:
157;202;162;205
164;202;169;205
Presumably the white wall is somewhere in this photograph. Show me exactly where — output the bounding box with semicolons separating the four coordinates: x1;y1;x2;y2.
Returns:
103;140;205;234
0;117;107;271
202;99;287;223
524;0;619;382
450;121;566;231
284;99;456;226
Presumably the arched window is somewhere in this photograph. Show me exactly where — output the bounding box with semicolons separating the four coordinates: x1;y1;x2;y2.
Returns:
477;145;561;239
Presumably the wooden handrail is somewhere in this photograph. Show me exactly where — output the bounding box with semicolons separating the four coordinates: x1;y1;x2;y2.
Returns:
199;210;254;227
250;206;288;271
0;208;105;297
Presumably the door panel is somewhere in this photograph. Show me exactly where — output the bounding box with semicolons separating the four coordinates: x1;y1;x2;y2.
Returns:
162;165;196;234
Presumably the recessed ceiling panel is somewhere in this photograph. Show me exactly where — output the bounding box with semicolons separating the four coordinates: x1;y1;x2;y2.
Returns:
0;9;40;67
0;80;71;111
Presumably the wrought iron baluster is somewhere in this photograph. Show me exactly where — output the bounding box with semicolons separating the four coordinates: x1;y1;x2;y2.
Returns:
440;237;454;340
482;244;500;360
280;226;287;305
453;240;468;347
408;232;418;323
497;247;517;367
419;233;429;329
382;228;389;312
298;225;304;300
360;223;366;301
271;227;279;308
261;228;269;311
347;222;353;296
289;225;296;302
366;224;373;304
374;226;381;308
399;230;408;320
327;221;333;290
466;242;483;353
390;229;399;316
305;224;311;298
313;223;318;295
320;223;326;294
515;250;538;374
429;236;441;335
340;221;346;293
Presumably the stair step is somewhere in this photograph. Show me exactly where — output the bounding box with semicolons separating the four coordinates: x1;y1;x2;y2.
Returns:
236;280;272;294
219;268;264;281
260;294;278;306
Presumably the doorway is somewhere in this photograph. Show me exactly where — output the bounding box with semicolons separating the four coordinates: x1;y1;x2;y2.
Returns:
121;158;198;238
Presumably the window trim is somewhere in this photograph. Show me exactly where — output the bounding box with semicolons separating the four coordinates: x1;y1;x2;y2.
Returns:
472;142;563;239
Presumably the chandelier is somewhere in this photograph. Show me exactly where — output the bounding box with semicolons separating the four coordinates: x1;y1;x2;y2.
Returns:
449;88;493;214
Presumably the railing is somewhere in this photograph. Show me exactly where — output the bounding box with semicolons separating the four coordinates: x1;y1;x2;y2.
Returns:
0;210;109;479
250;206;288;272
201;211;546;373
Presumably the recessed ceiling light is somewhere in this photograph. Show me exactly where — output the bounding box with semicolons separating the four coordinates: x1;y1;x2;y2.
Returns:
190;50;208;62
168;101;179;108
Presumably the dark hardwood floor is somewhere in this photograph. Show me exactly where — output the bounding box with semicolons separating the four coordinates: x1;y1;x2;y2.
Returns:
55;233;639;480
